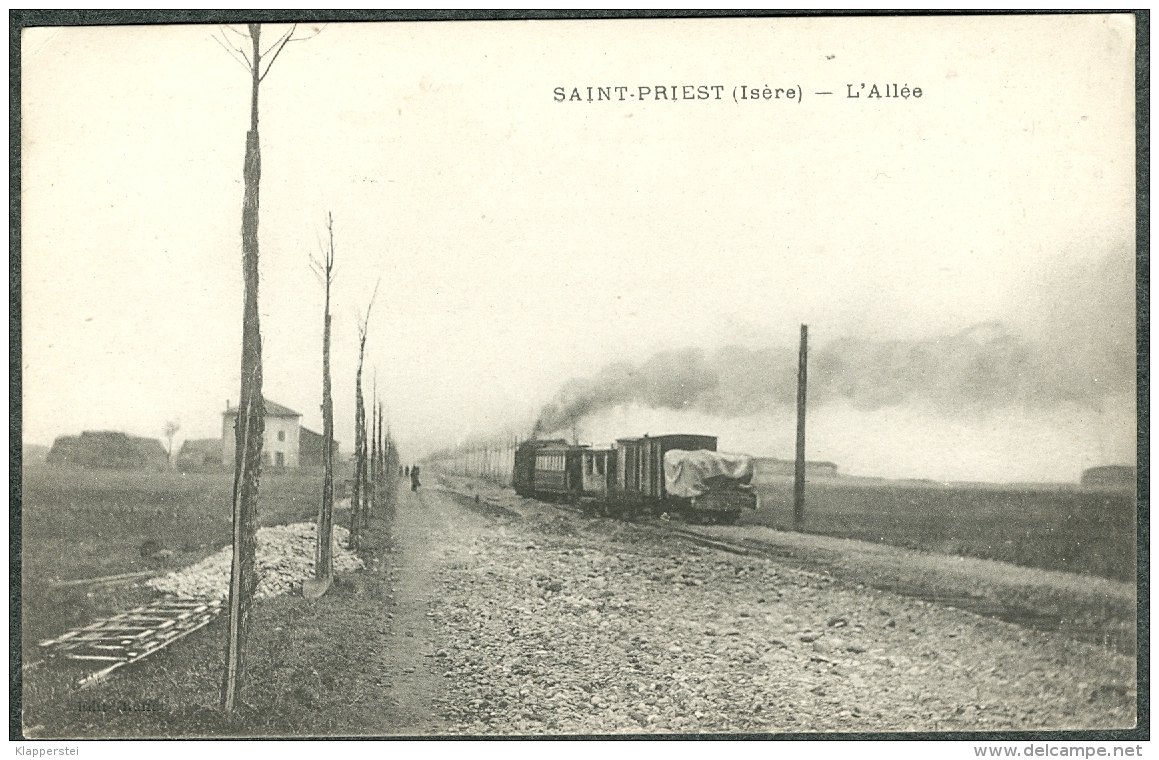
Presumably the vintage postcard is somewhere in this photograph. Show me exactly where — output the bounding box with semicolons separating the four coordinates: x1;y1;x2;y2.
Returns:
16;12;1141;746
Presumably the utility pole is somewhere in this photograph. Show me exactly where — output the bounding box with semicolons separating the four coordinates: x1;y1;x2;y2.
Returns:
793;324;808;530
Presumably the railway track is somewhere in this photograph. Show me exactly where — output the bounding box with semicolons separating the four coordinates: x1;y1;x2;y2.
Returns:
661;522;1135;656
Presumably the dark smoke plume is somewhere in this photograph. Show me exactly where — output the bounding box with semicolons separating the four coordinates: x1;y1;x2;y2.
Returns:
536;247;1135;436
535;348;718;434
534;320;1134;435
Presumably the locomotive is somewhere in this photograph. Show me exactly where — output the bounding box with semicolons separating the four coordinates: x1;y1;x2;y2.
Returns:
513;433;757;524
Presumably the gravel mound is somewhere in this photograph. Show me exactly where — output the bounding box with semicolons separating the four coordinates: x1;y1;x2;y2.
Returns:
146;523;363;600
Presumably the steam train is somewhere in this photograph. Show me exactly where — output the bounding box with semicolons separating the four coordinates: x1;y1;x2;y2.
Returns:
513;433;757;524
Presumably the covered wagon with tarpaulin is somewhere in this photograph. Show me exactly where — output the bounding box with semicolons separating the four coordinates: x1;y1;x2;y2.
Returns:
663;448;758;524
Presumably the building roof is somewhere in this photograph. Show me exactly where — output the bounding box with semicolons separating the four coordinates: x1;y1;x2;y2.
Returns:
223;399;301;418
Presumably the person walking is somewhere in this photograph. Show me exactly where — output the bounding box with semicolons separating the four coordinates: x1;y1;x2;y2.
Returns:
410;464;421;491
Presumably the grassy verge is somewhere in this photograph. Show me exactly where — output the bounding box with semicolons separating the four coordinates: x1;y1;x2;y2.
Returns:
21;467;403;738
703;521;1137;655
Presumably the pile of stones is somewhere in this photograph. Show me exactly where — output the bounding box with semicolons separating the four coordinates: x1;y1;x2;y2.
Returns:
146;523;363;600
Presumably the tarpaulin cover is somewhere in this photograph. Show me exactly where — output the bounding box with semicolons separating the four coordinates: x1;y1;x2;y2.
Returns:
664;449;754;498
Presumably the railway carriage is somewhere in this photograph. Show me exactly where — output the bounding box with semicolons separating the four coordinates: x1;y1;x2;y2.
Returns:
580;447;614;496
513;439;555;497
515;432;756;523
514;439;583;501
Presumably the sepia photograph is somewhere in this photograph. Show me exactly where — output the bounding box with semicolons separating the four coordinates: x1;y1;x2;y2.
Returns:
15;11;1142;742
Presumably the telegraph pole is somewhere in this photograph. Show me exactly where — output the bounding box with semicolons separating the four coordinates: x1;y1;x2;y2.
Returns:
793;324;808;530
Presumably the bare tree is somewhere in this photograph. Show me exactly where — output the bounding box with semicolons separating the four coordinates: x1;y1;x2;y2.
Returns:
351;282;379;549
163;420;181;467
377;401;385;489
369;374;378;522
369;376;386;525
309;213;338;591
214;21;322;715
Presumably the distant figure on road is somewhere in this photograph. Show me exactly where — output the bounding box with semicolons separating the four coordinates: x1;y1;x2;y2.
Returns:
399;465;405;477
404;465;410;477
410;465;421;492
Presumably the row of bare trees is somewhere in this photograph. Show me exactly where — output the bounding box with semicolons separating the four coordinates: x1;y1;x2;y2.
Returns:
428;436;525;487
366;388;396;522
216;22;398;716
315;231;398;556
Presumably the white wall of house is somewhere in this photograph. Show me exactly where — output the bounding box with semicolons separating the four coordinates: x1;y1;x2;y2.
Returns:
221;412;301;468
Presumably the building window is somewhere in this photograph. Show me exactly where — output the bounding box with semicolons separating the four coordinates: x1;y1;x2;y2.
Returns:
278;430;285;442
276;452;285;468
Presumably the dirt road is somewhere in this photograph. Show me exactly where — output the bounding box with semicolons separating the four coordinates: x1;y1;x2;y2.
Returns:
371;482;490;734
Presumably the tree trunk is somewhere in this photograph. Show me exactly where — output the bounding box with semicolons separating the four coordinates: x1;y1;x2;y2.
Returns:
351;346;366;548
377;403;385;486
369;384;377;522
223;23;265;714
351;288;377;547
315;215;335;581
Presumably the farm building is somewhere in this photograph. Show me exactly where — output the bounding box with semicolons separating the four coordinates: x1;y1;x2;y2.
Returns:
299;426;341;468
1081;465;1135;490
221;399;339;469
22;444;49;466
47;431;168;470
753;457;839;480
177;438;224;471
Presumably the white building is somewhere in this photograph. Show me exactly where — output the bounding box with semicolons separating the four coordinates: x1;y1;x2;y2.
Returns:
221;399;302;469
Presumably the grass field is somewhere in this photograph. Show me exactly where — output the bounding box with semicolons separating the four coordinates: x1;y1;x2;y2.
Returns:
20;462;404;737
21;466;333;580
744;476;1137;582
19;465;340;669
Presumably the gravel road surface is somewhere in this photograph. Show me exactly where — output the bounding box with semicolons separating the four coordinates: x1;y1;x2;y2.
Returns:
388;477;1137;735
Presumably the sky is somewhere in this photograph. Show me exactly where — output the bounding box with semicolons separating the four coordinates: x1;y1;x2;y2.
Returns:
21;15;1138;482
